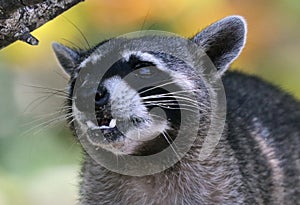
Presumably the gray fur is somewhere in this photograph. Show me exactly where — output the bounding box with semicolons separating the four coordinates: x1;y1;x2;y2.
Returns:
52;16;300;204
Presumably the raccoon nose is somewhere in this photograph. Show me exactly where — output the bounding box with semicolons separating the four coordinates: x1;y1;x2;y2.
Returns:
95;86;109;106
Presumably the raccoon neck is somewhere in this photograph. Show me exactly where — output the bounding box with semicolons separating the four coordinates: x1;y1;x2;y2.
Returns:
79;136;245;205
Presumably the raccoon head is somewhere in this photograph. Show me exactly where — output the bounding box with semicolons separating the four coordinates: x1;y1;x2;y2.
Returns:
52;16;246;157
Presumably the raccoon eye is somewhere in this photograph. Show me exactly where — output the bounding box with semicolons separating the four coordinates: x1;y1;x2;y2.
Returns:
134;66;157;78
95;86;109;106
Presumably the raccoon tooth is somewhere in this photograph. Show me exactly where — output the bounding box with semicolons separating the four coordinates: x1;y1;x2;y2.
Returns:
99;125;110;129
109;119;116;128
87;120;101;130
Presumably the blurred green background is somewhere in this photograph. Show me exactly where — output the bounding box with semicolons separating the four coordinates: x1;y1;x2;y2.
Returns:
0;0;300;204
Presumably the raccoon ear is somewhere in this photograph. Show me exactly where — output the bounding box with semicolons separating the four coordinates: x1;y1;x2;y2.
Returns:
192;15;247;75
52;42;80;76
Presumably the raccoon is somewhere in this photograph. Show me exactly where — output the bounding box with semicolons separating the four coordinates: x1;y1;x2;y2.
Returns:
52;16;300;205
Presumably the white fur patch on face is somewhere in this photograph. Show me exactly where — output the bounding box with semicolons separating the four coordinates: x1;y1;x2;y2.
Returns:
103;76;149;121
79;50;103;68
103;75;170;134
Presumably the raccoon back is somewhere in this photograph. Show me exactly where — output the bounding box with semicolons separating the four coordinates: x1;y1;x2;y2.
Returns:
223;71;300;204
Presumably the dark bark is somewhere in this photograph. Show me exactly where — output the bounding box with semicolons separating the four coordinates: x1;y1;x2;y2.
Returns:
0;0;84;49
0;0;45;16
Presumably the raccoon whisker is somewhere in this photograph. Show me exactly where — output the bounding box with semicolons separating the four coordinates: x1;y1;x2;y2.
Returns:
34;114;74;134
23;108;72;126
137;79;176;95
162;131;181;161
31;89;69;96
23;95;50;113
143;99;200;109
142;95;200;107
144;100;202;110
142;90;200;104
161;89;199;96
25;105;72;125
161;88;199;94
21;84;69;94
32;91;70;99
23;90;70;113
154;96;205;108
53;69;69;81
143;99;199;107
137;79;184;95
145;103;199;114
163;130;180;150
144;101;201;110
37;112;73;126
58;105;72;110
22;113;73;136
159;106;199;114
144;99;200;108
39;113;73;128
67;117;76;126
61;38;82;51
57;104;73;116
23;93;61;113
141;91;197;99
34;115;73;135
61;15;91;50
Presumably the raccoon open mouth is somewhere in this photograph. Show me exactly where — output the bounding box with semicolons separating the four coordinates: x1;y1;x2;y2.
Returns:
98;118;117;129
93;108;141;142
95;106;145;130
87;112;121;143
95;106;116;130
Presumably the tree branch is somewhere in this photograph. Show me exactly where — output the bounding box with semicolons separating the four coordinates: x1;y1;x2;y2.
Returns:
0;0;84;49
0;0;45;16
